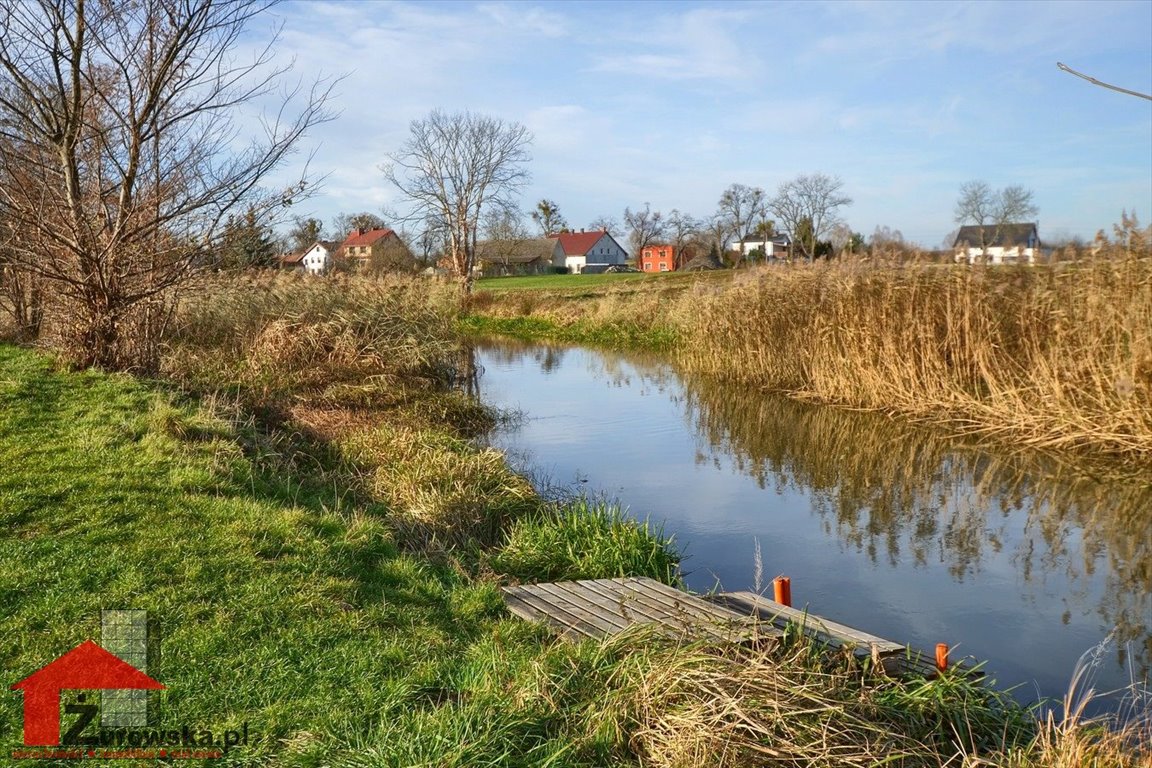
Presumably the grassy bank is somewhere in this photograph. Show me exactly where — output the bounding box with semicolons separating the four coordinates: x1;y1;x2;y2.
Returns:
2;272;1146;766
468;251;1152;464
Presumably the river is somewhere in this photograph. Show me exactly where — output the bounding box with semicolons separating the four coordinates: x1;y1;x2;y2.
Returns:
471;339;1151;712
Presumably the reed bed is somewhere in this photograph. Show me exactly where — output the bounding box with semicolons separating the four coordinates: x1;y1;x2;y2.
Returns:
676;255;1152;462
164;271;463;407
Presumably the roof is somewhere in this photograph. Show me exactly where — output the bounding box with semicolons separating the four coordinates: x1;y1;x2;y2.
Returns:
554;229;611;257
953;223;1038;249
683;253;725;271
279;251;305;265
340;228;397;249
736;234;791;246
477;237;554;264
12;640;164;691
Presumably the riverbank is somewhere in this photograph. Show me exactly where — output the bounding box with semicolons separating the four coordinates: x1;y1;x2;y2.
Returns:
1;272;1144;766
468;249;1152;467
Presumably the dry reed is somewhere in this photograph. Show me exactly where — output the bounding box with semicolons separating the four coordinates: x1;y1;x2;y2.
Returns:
676;254;1152;463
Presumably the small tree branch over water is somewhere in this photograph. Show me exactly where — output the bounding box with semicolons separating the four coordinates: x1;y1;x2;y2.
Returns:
384;110;531;294
0;0;334;370
1057;62;1152;101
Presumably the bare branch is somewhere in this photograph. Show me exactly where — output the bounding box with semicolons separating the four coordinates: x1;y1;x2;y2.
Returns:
1057;62;1152;101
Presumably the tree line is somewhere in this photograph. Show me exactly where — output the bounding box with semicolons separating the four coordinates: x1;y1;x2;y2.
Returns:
0;0;1049;373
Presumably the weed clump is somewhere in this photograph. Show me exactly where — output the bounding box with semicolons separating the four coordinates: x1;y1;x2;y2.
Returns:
493;498;680;585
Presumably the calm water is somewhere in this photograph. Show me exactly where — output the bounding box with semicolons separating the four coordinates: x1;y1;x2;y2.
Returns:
472;339;1151;710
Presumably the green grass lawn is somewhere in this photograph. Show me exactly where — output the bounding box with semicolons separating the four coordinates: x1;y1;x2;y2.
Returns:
0;344;662;767
474;270;731;293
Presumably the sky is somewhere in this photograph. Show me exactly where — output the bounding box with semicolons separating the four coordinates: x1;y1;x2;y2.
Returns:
248;0;1152;249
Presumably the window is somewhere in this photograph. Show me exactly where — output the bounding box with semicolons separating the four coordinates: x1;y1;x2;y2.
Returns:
659;262;668;271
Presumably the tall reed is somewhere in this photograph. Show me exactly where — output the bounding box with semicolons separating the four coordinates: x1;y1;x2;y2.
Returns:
164;271;463;407
677;255;1152;461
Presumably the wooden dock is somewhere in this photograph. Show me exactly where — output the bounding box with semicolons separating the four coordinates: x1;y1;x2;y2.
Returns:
502;577;945;678
502;576;776;643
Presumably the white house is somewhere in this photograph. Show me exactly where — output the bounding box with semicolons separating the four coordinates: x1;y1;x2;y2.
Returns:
300;240;340;274
551;230;628;274
729;233;792;262
953;223;1040;265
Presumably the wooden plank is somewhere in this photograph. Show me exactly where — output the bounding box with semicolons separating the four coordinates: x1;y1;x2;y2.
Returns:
568;579;740;642
576;578;768;642
503;585;617;640
504;578;777;644
708;592;904;654
528;581;634;635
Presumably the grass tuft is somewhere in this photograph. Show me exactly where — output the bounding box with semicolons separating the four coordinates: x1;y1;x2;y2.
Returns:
492;498;680;585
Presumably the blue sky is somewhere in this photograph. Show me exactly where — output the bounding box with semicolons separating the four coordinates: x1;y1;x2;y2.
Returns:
256;0;1152;248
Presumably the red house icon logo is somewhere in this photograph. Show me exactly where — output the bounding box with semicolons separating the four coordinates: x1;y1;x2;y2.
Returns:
10;640;165;746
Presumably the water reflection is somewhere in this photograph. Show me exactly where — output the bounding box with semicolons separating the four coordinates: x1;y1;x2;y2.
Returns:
679;373;1152;674
469;339;1151;693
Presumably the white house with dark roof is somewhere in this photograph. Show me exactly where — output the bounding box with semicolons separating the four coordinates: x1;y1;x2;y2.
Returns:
953;223;1040;265
730;233;792;262
551;229;628;274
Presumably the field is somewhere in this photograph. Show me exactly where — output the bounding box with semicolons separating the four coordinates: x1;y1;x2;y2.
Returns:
476;270;731;293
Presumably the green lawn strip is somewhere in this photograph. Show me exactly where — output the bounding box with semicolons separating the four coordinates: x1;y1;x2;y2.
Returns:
459;315;678;351
475;273;654;292
474;270;732;295
0;345;652;766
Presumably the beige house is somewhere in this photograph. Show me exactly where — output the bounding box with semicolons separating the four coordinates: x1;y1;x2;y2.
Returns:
336;227;415;273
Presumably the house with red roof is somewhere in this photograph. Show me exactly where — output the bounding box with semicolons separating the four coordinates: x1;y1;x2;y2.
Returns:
336;227;415;273
551;229;628;274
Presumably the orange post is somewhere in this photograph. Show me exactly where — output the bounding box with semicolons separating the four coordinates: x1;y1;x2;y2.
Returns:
935;643;949;672
773;576;792;607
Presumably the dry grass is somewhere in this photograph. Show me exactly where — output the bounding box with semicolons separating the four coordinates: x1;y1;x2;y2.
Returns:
164;271;463;408
343;424;538;550
584;629;1027;768
678;254;1152;462
573;626;1150;768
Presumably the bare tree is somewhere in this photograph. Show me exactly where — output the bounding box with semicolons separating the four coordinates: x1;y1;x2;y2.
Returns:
331;211;387;238
665;209;700;269
288;216;325;251
588;215;618;234
530;199;567;236
702;212;731;265
769;174;853;261
716;183;766;266
623;203;665;264
384;110;531;294
0;0;332;370
953;181;1038;260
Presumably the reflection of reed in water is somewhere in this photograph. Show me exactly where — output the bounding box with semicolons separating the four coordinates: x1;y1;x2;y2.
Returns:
679;370;1152;673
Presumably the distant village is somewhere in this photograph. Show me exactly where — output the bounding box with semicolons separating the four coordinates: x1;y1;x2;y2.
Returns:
276;213;1051;280
271;198;1059;282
